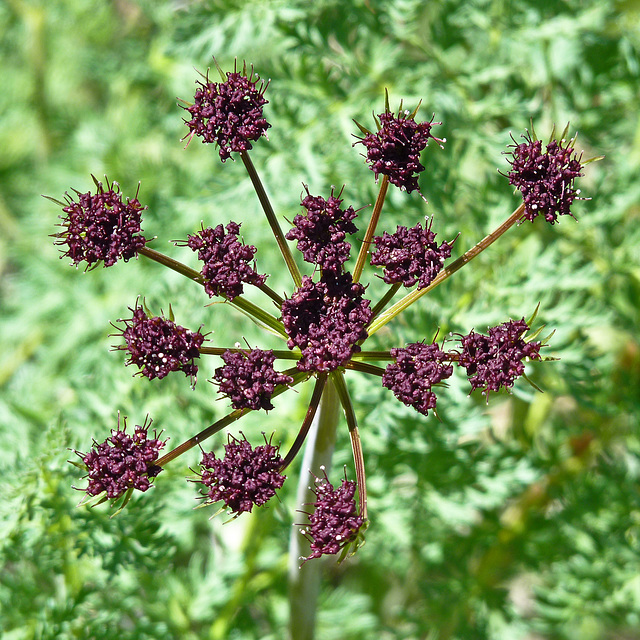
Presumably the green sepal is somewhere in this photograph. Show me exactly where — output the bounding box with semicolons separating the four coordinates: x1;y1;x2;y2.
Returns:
522;372;544;393
76;491;110;509
42;195;67;207
68;459;87;471
337;518;368;564
407;99;422;121
353;119;372;136
110;486;135;518
582;155;605;165
212;55;226;82
526;302;541;327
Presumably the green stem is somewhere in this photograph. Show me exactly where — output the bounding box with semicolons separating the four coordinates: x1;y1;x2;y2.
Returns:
258;281;284;306
288;379;340;640
200;346;300;360
367;202;525;336
240;150;302;288
139;245;287;339
331;372;367;520
139;245;204;283
353;175;389;283
345;361;386;377
280;374;328;471
370;282;401;321
155;370;309;467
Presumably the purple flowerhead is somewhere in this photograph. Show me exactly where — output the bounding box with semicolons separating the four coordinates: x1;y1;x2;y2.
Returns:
212;348;294;411
281;272;372;373
299;467;364;563
354;108;444;194
507;130;584;224
285;185;358;273
182;64;270;161
52;176;147;268
371;218;454;289
457;318;542;396
382;341;454;415
182;221;267;300
113;302;205;385
76;414;166;500
196;433;286;515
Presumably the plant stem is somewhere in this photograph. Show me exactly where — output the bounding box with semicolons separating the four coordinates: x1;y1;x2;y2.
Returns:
280;374;328;471
370;282;401;320
288;379;340;640
155;369;309;467
240;150;302;288
139;245;287;339
200;346;300;360
367;203;525;336
139;245;204;283
331;372;367;519
352;175;389;283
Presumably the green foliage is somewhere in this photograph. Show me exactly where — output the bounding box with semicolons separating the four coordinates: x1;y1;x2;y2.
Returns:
1;0;639;638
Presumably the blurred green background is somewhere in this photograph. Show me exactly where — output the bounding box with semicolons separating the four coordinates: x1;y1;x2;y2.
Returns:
1;0;639;638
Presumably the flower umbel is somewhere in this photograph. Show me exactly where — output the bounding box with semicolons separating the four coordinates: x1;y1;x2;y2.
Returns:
508;130;584;224
183;65;270;161
355;108;444;194
181;222;267;300
299;468;364;564
196;433;286;515
113;302;205;384
52;60;592;567
281;272;372;373
382;341;454;415
53;176;147;268
212;348;294;411
285;185;358;273
371;218;454;289
457;319;542;397
76;414;165;500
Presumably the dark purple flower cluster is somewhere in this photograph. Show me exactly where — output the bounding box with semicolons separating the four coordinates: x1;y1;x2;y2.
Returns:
78;415;165;499
281;273;372;373
371;218;453;289
54;177;147;268
212;349;294;411
197;434;286;515
114;303;205;383
457;319;541;396
183;69;270;161
508;132;584;224
285;186;358;272
355;111;443;193
382;341;454;415
300;469;364;563
184;222;266;300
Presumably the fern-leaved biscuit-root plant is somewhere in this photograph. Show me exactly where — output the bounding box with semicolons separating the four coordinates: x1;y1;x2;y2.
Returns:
48;59;599;564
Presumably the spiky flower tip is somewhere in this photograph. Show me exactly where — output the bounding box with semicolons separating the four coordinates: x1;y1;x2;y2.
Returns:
299;468;364;563
382;341;454;415
212;348;294;411
197;433;286;515
76;415;166;499
113;303;205;384
457;319;542;396
508;131;584;224
183;67;270;161
281;272;373;373
53;176;147;268
355;111;443;193
371;218;454;289
181;221;267;300
285;185;358;273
